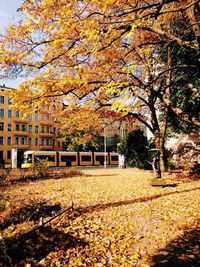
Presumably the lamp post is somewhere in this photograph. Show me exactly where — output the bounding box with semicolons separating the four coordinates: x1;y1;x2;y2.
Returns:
104;126;107;169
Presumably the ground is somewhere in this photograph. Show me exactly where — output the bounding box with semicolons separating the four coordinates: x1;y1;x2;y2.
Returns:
0;168;200;266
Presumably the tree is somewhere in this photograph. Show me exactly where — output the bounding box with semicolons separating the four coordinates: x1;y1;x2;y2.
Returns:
59;106;104;151
0;0;199;171
157;12;200;135
117;129;150;169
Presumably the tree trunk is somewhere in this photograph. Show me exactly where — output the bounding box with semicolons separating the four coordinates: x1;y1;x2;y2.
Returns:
185;0;200;51
159;135;167;172
153;133;162;178
159;44;172;172
153;132;167;174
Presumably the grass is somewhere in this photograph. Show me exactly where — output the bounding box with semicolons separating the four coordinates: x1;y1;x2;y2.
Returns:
0;168;199;266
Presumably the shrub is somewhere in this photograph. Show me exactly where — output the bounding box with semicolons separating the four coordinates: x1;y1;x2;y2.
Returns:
63;168;83;177
34;157;51;177
6;169;40;182
117;129;151;169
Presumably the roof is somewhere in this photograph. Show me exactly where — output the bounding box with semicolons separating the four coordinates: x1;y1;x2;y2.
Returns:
0;85;16;91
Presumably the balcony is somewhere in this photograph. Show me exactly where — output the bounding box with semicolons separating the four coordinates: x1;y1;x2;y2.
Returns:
13;144;29;149
39;145;53;150
13;117;29;123
13;130;29;136
40;121;52;125
39;132;53;137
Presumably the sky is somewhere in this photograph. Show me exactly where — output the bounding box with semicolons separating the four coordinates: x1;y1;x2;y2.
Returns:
0;0;25;88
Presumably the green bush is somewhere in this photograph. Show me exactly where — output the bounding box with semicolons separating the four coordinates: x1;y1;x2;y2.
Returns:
117;129;151;169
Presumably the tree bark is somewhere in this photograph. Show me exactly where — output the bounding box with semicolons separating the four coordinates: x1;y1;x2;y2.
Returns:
185;0;200;52
159;45;172;172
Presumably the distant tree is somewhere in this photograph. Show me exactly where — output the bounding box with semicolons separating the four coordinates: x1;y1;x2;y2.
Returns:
59;106;103;151
157;15;200;135
117;129;150;169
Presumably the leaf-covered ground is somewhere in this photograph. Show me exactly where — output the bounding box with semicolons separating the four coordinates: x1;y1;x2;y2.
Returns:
0;168;200;266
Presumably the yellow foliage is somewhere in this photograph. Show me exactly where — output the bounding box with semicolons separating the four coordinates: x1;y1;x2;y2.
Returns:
1;169;200;266
0;0;199;134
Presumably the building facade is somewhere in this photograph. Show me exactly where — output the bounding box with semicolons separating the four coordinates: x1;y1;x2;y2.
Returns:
0;85;63;167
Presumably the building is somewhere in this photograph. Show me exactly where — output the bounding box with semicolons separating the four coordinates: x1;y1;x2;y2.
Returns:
98;110;145;152
0;85;63;167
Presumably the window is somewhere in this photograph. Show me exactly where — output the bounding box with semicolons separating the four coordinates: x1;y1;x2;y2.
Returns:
29;114;32;120
7;137;12;145
47;139;50;146
34;155;55;162
0;137;4;145
111;155;118;161
53;127;56;134
8;123;12;132
29;125;32;133
21;113;25;119
47;126;50;133
81;155;91;161
35;126;39;133
0;109;4;117
28;138;32;146
16;111;20;118
8;110;12;118
7;151;11;159
0;96;4;104
16;137;19;145
96;156;106;162
61;155;76;162
21;137;25;145
22;124;26;131
42;126;45;133
16;124;20;131
53;139;56;146
8;98;12;105
0;123;4;131
35;113;39;121
42;138;45;146
35;138;38;146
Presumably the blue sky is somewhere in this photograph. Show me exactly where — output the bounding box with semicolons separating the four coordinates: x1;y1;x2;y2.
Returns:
0;1;22;33
0;0;25;88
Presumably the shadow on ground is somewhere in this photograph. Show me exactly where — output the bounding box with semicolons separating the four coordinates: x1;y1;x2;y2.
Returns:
0;225;88;266
150;226;200;266
75;186;200;215
0;202;61;231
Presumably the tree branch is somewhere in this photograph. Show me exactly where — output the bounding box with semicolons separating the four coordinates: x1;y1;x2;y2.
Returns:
136;25;199;53
162;96;200;127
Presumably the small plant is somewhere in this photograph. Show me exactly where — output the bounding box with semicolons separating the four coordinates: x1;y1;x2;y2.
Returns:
34;157;51;178
6;158;51;182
